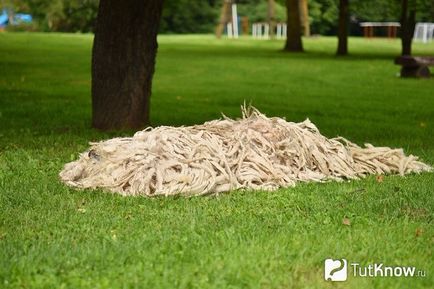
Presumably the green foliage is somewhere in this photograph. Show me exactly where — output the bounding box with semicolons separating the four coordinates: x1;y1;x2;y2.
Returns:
1;0;433;34
1;33;433;289
1;0;98;32
29;0;98;32
350;0;433;22
351;0;401;22
59;0;98;32
237;1;286;23
415;0;434;21
1;0;27;13
309;0;339;35
159;0;218;33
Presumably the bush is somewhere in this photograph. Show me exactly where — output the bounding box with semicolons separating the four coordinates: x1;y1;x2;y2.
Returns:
5;22;38;32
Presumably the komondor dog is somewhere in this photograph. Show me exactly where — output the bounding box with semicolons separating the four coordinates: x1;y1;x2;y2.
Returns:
60;106;431;196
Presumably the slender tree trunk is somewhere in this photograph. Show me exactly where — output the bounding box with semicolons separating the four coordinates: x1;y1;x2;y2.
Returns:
300;0;310;37
216;0;232;38
336;0;349;55
268;0;276;39
400;0;416;55
284;0;303;52
91;0;164;130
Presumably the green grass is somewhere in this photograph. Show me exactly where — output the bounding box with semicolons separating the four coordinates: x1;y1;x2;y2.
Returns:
0;33;433;288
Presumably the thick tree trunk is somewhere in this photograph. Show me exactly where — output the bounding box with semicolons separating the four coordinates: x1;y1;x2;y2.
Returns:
336;0;349;56
92;0;164;130
400;0;416;56
284;0;303;52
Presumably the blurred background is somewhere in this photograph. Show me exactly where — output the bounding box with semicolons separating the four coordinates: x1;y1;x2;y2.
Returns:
1;0;433;36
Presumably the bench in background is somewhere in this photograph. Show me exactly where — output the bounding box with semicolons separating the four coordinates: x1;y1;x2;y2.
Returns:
394;56;434;78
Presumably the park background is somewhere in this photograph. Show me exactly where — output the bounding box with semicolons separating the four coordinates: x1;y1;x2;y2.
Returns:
1;0;434;35
0;0;433;289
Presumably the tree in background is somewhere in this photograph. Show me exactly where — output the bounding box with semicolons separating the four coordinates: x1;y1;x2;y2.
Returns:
284;0;303;51
400;0;416;55
3;0;433;35
91;0;164;130
268;0;276;38
299;0;310;36
336;0;349;55
351;0;432;55
215;0;233;38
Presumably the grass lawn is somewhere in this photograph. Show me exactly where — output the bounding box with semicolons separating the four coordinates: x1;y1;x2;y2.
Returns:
0;33;433;288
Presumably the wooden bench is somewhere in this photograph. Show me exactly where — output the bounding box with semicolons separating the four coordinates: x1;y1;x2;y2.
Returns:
394;56;434;78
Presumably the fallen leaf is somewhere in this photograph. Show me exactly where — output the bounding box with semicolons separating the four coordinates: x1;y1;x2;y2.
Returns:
376;175;384;183
77;208;86;213
415;228;423;237
420;122;426;128
342;218;351;226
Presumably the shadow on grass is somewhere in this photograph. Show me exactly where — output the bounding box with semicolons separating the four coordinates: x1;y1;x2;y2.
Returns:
160;45;414;62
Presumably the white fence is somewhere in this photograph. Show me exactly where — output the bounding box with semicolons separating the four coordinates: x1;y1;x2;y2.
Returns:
252;22;287;39
413;23;434;43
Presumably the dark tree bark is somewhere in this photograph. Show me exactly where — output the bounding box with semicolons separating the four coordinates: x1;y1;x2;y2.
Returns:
336;0;349;56
400;0;416;56
284;0;303;52
92;0;164;130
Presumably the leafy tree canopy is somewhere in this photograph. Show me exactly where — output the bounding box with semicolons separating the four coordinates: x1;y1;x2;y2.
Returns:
1;0;432;35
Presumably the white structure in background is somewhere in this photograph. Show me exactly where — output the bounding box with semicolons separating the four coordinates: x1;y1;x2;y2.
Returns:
276;23;287;39
413;23;434;43
252;22;286;39
252;23;269;39
227;4;239;38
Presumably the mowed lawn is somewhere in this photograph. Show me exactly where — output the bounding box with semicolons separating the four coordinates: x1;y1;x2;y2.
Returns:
0;33;433;288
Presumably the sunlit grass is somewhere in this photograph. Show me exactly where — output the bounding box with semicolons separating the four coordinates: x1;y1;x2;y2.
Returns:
0;33;433;289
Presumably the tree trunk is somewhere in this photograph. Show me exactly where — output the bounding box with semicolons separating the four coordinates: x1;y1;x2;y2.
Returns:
268;0;276;39
91;0;164;130
336;0;349;56
300;0;310;37
216;0;232;38
400;0;416;56
284;0;303;52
